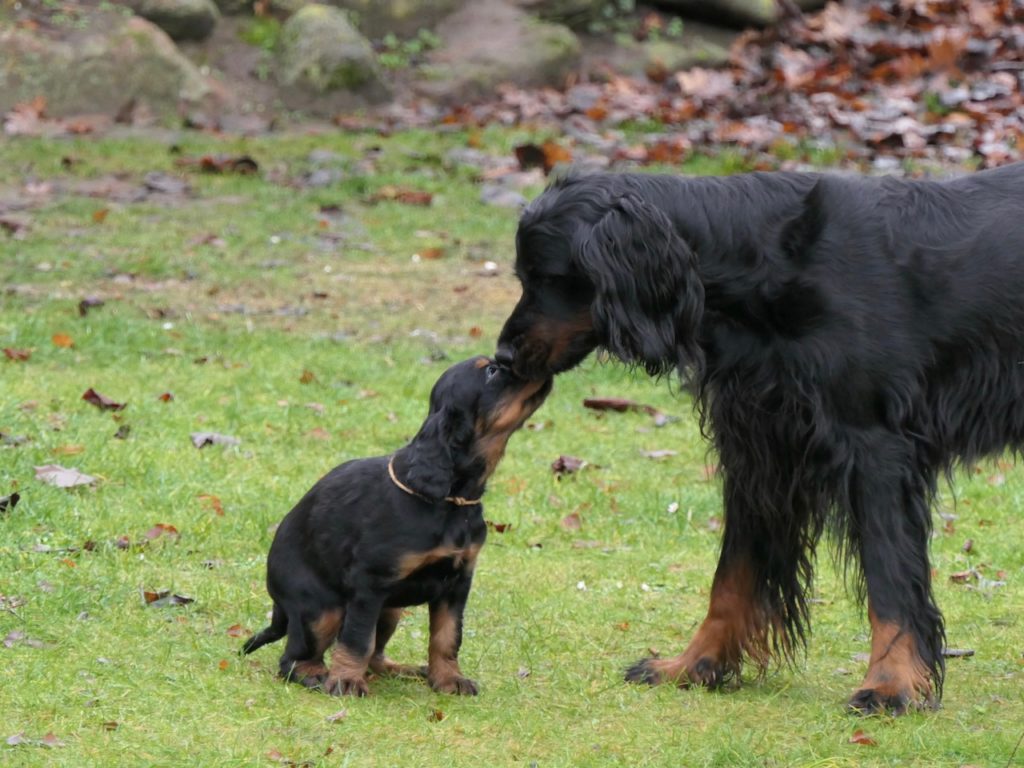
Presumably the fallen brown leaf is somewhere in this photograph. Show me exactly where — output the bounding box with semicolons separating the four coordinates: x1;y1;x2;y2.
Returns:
82;388;126;411
560;512;582;531
143;523;179;541
367;186;433;206
198;494;224;516
552;455;586;476
849;729;877;746
3;348;31;361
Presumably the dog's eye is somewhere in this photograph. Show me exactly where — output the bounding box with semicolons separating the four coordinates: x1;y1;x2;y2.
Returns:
485;364;500;381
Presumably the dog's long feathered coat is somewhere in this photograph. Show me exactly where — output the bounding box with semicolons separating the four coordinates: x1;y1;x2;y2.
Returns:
496;162;1024;712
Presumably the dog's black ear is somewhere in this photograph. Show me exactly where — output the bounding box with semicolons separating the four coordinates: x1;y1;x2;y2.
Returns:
575;193;704;376
403;405;474;500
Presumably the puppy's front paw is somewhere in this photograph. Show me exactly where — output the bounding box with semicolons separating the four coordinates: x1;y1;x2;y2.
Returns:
430;675;479;696
325;676;369;697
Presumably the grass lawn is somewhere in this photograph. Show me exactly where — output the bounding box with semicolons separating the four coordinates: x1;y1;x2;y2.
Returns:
1;130;1021;767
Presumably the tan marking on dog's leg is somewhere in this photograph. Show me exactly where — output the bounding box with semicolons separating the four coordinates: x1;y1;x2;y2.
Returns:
849;605;934;714
427;604;477;695
627;560;770;688
325;644;372;697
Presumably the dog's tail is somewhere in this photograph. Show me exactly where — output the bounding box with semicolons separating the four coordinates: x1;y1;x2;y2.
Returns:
242;603;287;655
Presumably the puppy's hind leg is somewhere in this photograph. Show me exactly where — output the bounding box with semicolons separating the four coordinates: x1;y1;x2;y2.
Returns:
325;593;383;696
279;607;343;690
368;607;427;679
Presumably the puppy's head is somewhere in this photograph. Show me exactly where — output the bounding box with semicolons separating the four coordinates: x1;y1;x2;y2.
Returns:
403;357;552;500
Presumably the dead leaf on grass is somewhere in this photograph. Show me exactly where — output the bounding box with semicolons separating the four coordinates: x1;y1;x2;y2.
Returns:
198;494;224;516
175;154;259;175
190;432;241;449
0;214;30;239
514;140;572;174
849;729;877;746
34;464;96;488
942;648;975;658
3;348;31;361
141;588;194;608
552;455;587;476
143;523;179;541
560;512;582;531
51;333;74;349
640;449;678;460
366;186;433;206
307;427;331;441
78;297;105;316
3;629;51;650
486;521;512;533
0;493;20;514
583;397;673;426
82;388;126;411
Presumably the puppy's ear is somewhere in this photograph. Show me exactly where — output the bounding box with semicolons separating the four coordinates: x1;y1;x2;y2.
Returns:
404;406;473;500
575;194;704;376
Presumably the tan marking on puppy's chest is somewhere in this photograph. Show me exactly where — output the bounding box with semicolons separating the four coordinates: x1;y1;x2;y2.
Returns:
396;544;481;580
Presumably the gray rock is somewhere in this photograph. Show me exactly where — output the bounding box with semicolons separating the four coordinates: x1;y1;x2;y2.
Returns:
211;0;252;14
333;0;467;39
276;4;390;105
655;0;827;28
418;0;580;103
0;14;218;119
263;0;465;37
583;21;736;77
510;0;600;29
126;0;220;41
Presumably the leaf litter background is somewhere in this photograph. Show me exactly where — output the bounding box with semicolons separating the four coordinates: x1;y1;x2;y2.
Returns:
5;1;1024;174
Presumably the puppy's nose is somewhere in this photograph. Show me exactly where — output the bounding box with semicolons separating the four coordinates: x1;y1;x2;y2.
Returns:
494;344;515;368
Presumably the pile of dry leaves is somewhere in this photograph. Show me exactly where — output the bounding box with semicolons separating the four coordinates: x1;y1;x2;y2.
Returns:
382;0;1023;172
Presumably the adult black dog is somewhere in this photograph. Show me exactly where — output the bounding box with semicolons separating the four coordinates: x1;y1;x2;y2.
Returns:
243;357;551;696
495;163;1024;714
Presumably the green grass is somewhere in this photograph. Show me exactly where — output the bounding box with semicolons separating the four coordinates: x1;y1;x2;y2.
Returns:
1;131;1022;767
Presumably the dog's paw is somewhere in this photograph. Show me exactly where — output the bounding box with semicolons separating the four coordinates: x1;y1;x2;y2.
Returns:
625;655;725;689
430;675;479;696
625;657;664;686
325;676;369;697
281;660;328;690
370;657;428;679
848;686;935;716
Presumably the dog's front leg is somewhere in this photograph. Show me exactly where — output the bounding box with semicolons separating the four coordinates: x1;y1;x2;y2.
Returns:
325;593;383;697
427;574;478;695
626;475;783;688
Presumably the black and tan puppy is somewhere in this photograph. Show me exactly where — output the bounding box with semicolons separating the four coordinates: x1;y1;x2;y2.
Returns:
242;357;551;696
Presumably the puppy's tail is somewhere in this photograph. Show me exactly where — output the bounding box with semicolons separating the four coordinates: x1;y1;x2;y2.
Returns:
242;603;287;655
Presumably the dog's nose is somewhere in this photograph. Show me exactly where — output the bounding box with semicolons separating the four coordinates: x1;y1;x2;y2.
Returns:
494;344;515;368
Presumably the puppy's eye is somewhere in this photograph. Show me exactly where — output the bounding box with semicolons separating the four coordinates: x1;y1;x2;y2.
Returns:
485;364;500;381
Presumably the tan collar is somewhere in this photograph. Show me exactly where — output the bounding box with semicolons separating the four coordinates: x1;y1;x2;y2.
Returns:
387;456;481;507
